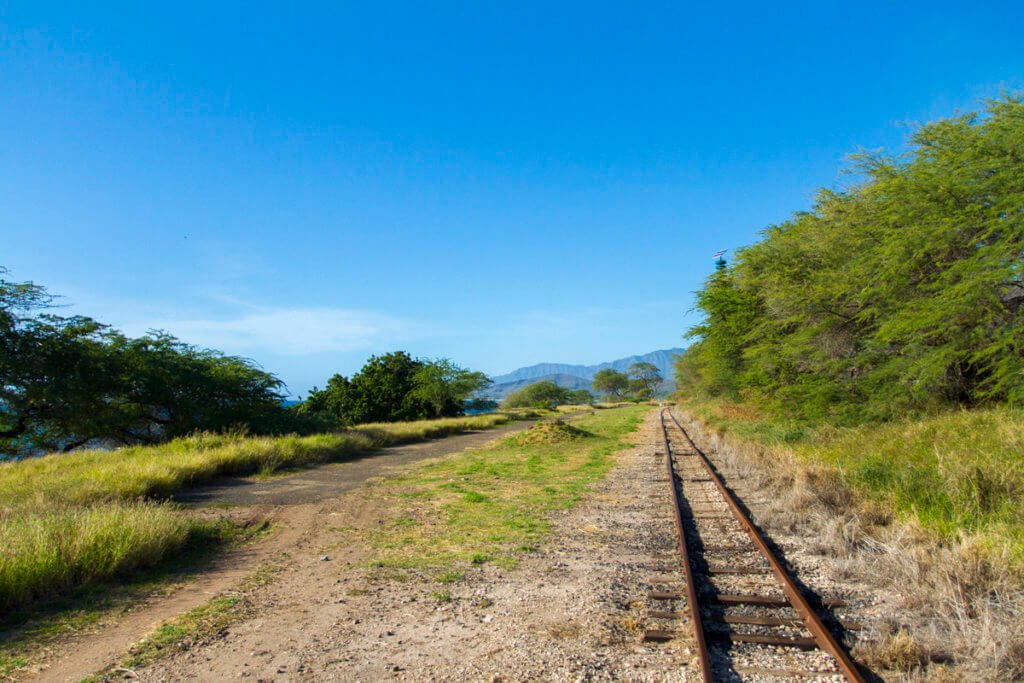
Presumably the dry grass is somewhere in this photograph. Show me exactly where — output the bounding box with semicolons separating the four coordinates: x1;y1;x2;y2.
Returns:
508;419;590;445
675;407;1024;679
0;412;523;616
358;406;647;574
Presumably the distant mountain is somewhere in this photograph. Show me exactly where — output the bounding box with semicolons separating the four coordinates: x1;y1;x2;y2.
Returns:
485;373;593;399
485;348;685;399
491;348;685;385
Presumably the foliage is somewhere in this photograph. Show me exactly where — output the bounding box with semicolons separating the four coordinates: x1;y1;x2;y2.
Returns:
410;358;491;417
627;361;663;399
0;269;287;458
300;353;491;425
301;351;430;425
591;368;629;399
677;95;1024;421
566;388;595;404
501;380;572;408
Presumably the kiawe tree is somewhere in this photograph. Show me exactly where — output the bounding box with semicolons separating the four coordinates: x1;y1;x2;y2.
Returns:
410;358;491;417
592;368;629;399
1;268;287;457
628;362;663;399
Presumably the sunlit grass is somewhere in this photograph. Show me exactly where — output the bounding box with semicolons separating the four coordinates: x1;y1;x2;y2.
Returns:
0;411;530;616
682;398;1024;568
362;406;647;573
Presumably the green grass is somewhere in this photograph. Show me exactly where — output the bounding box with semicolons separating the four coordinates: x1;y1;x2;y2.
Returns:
682;398;1024;569
0;412;524;510
0;412;527;619
0;519;260;679
362;406;647;574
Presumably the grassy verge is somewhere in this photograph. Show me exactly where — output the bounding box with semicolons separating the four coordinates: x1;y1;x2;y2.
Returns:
0;519;264;680
358;406;647;578
0;411;536;618
680;397;1024;570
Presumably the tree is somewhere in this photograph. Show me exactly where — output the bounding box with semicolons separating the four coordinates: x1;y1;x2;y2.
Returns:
300;352;492;425
567;388;595;405
678;94;1024;421
502;381;571;408
1;268;288;457
592;369;629;399
628;362;663;399
303;351;430;425
410;358;491;417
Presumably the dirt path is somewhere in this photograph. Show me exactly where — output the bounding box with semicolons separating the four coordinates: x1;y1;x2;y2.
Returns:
176;420;538;506
33;411;883;681
27;421;537;683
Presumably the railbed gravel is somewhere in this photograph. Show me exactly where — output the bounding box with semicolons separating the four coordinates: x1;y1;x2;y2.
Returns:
131;409;879;681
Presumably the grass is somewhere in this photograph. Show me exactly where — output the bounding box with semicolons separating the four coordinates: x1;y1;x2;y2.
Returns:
0;412;531;619
0;412;527;510
681;397;1024;570
0;519;262;679
361;406;647;575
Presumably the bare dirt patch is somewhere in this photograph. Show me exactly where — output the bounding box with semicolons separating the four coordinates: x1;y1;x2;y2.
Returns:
19;422;540;682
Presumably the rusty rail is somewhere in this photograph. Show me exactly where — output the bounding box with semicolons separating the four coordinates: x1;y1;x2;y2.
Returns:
662;408;865;683
659;409;712;682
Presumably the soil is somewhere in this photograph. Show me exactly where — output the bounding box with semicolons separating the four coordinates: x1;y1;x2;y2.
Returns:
27;410;883;681
176;420;539;506
25;421;538;683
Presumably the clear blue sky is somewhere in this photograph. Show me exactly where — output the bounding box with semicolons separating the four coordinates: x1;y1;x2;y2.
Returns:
3;2;1022;396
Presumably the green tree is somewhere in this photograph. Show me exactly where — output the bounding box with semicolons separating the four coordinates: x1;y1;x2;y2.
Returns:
567;388;595;405
628;361;663;399
678;94;1024;421
304;351;431;425
502;381;571;409
592;369;629;399
410;358;491;417
1;268;287;457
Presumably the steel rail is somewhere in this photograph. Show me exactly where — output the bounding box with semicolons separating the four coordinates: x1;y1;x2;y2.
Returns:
664;409;865;683
659;409;712;683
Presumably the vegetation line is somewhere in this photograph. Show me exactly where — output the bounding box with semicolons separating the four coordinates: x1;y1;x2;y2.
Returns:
0;411;534;614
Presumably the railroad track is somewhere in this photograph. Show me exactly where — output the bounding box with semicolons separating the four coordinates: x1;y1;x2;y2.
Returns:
645;408;866;681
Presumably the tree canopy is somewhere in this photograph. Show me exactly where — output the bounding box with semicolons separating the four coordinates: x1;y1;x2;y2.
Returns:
1;269;287;457
592;368;629;399
627;362;663;399
298;353;491;425
676;95;1024;422
502;381;572;409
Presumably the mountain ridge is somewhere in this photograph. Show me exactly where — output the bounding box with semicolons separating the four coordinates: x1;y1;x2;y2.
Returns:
491;348;685;385
485;348;685;399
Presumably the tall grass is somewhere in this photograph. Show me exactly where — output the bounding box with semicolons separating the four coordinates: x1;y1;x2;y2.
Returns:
683;399;1024;568
0;412;516;509
0;502;192;610
0;412;521;613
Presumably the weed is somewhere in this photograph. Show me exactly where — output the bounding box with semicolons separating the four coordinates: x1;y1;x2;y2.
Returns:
430;590;452;603
434;570;463;584
361;406;646;577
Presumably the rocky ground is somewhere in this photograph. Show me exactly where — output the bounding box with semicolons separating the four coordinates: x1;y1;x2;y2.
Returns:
122;409;880;682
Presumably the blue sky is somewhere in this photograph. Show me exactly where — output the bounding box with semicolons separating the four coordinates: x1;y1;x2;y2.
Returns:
3;2;1022;396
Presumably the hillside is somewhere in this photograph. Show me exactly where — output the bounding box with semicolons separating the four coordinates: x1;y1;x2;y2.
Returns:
486;348;684;398
484;373;592;400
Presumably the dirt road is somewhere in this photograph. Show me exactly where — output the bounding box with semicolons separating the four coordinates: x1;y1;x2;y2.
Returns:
29;420;538;683
176;419;539;506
